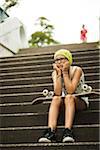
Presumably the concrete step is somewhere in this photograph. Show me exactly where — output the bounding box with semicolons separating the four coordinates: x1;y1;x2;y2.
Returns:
0;98;99;113
0;70;52;79
0;91;99;104
0;82;99;95
0;76;52;86
0;54;53;63
0;92;41;103
17;42;99;54
0;47;99;62
0;73;99;86
0;80;99;94
0;110;99;127
0;83;52;94
0;60;99;74
0;142;99;150
0;125;99;143
0;56;99;69
0;54;99;67
0;43;99;150
0;66;99;80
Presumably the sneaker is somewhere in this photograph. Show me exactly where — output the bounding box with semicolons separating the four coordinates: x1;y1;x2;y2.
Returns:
38;128;56;142
62;128;75;142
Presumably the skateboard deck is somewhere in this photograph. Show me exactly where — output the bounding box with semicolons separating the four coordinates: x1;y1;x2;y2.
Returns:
31;90;100;105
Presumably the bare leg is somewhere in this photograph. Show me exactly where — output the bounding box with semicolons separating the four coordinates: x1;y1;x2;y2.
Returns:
48;96;62;129
64;94;76;129
64;94;87;129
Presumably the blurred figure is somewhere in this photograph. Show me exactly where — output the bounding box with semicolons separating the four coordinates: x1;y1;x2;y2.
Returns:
80;25;87;43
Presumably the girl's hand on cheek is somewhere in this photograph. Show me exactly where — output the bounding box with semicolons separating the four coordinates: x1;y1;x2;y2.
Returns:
62;61;70;73
53;63;62;76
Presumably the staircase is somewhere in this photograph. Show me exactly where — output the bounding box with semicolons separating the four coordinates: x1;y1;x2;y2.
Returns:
0;42;99;150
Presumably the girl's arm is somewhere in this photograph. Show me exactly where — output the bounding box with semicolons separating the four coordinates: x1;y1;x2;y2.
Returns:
62;63;82;94
52;64;62;96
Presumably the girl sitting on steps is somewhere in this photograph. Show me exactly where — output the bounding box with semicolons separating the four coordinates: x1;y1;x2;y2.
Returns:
38;49;89;143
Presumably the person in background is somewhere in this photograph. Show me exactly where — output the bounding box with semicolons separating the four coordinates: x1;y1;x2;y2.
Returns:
38;49;89;143
80;24;87;43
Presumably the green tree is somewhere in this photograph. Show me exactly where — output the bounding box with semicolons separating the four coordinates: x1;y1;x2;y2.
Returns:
2;0;20;11
29;17;60;47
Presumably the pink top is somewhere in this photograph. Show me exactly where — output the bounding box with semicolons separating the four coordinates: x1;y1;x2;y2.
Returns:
80;28;87;41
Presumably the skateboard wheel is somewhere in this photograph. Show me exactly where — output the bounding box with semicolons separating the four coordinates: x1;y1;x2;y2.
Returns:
42;89;49;96
48;91;54;97
88;86;92;92
82;84;88;91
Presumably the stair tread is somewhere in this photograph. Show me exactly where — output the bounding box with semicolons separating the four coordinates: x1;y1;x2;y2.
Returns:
0;80;99;88
0;66;99;76
0;124;99;130
0;73;99;82
0;141;99;147
0;59;99;70
0;109;99;116
0;55;99;66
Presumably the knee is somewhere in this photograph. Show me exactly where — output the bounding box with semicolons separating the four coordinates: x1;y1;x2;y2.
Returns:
64;94;75;104
51;96;61;106
53;95;61;100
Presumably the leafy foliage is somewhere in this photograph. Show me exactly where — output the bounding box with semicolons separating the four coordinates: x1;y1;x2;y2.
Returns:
2;0;20;11
29;17;60;47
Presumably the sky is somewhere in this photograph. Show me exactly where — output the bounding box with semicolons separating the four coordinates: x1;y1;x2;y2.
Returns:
0;0;100;44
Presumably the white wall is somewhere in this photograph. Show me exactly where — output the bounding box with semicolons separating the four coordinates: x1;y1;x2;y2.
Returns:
0;43;14;57
0;17;28;57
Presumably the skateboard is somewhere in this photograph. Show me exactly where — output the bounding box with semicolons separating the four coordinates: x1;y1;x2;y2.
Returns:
31;84;100;105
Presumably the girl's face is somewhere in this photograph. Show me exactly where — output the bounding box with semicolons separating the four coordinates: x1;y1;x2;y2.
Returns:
54;55;70;69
